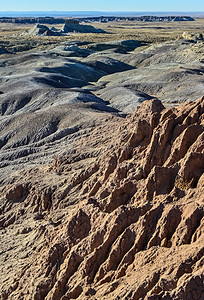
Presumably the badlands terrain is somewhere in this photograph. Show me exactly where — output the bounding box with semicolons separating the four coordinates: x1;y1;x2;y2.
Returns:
0;17;204;299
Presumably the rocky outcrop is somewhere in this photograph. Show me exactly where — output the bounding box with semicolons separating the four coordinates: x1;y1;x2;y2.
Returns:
23;20;106;37
0;96;204;299
62;19;106;34
26;24;60;36
182;32;203;40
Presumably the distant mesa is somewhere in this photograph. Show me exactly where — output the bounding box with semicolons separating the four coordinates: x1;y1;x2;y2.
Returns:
24;19;106;36
0;16;66;24
0;15;195;25
79;15;195;23
61;18;106;33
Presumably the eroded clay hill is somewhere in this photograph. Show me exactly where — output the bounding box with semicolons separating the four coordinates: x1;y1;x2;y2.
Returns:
0;38;203;183
0;96;204;299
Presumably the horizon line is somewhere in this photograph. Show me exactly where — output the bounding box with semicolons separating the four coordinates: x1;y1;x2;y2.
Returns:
0;10;204;13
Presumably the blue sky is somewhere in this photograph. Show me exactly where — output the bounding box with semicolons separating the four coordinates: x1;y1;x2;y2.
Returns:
0;0;204;11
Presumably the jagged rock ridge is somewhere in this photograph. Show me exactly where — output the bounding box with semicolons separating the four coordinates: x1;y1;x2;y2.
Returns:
0;96;204;299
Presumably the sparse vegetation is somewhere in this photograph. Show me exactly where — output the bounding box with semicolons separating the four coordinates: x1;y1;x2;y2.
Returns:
175;175;195;190
0;18;204;52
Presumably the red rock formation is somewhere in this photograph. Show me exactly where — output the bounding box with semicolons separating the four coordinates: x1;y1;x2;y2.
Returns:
1;97;204;299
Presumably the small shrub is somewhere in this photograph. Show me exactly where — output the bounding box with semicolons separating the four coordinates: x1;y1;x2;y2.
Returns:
174;175;195;191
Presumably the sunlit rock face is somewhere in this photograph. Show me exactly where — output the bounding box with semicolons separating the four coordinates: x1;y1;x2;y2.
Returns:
0;96;204;299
